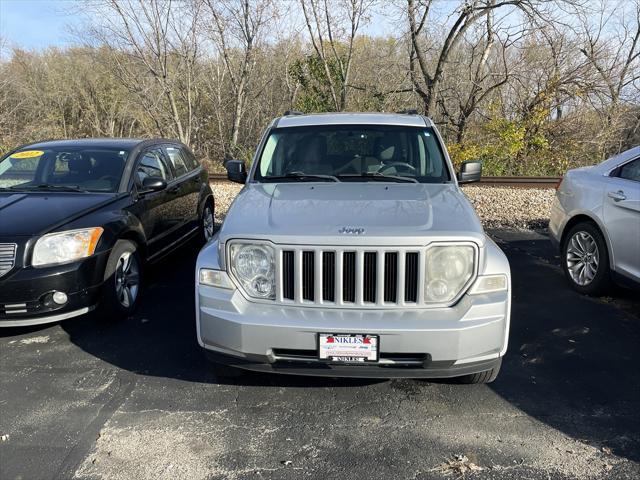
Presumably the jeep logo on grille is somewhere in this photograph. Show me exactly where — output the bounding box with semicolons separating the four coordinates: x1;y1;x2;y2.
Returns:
339;227;365;235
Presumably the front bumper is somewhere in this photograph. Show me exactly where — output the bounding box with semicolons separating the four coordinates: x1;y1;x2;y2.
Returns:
0;251;109;327
197;285;510;378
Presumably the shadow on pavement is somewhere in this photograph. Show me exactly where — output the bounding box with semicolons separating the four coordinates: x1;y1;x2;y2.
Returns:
47;232;640;462
490;235;640;463
57;238;381;389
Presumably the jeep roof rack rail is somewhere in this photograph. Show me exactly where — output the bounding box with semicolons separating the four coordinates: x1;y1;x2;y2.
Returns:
283;110;304;116
396;108;419;115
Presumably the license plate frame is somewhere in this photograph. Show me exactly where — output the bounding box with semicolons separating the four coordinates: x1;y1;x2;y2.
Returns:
317;333;379;363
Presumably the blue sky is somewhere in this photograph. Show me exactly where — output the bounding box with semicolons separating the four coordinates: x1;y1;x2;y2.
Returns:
0;0;400;54
0;0;80;52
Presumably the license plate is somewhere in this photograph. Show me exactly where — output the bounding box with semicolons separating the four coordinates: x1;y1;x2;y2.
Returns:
318;334;379;363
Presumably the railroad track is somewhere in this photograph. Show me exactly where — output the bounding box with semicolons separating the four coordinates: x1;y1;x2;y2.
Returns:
209;174;561;188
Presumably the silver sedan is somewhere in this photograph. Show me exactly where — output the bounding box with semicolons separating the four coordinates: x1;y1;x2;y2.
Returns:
550;146;640;294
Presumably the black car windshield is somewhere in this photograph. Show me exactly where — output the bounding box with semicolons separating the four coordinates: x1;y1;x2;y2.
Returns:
255;125;451;183
0;147;129;193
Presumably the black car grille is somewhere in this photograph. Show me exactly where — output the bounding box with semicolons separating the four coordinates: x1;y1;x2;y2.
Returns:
0;243;17;279
0;300;42;318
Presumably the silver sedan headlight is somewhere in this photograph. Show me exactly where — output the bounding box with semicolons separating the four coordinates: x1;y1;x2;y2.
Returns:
228;242;275;299
424;245;475;304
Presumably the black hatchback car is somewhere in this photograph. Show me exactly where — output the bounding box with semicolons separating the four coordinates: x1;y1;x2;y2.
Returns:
0;138;214;327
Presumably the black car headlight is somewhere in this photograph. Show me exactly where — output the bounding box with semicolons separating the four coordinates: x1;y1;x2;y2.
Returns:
32;227;104;267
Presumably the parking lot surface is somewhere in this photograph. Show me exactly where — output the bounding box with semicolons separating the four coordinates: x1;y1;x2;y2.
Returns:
1;230;639;480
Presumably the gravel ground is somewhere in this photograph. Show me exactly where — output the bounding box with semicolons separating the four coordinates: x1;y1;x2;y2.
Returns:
211;181;555;231
462;185;555;230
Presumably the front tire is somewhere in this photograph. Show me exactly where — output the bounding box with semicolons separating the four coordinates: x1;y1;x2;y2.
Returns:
457;358;501;384
201;200;215;244
101;240;142;320
204;351;244;378
562;222;611;296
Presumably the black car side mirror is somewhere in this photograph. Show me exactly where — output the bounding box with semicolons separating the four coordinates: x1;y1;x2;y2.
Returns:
140;176;167;193
226;160;247;184
458;160;482;184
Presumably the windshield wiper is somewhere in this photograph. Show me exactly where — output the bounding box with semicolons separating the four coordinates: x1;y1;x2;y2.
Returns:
264;171;339;182
13;183;88;192
337;172;418;183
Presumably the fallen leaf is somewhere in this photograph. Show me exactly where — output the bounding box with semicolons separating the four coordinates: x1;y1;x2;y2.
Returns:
432;454;484;475
602;446;612;455
20;336;49;345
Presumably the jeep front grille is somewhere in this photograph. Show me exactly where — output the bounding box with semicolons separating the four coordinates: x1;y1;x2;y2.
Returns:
0;243;17;279
276;247;425;308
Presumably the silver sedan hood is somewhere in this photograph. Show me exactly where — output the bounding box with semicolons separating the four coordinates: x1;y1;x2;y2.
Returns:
219;183;485;246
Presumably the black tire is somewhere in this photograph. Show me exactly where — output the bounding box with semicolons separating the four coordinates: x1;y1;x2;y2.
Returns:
562;221;611;296
203;350;244;378
200;199;215;244
211;363;244;379
457;358;502;384
101;239;142;320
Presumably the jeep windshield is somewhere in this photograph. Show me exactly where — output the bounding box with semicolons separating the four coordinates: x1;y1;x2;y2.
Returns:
255;125;451;183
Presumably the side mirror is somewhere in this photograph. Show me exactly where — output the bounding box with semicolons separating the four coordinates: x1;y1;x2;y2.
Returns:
226;159;247;184
458;160;482;184
140;176;167;193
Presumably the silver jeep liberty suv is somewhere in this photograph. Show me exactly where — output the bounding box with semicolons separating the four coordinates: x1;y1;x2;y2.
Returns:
196;112;511;382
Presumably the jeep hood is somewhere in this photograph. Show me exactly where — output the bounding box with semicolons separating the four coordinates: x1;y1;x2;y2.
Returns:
220;183;485;246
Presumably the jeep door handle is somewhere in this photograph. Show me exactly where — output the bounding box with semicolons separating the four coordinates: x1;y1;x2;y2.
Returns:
607;190;626;202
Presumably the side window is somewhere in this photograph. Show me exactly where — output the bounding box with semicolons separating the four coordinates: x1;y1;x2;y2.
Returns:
616;158;640;182
182;148;200;170
165;146;190;177
137;149;171;184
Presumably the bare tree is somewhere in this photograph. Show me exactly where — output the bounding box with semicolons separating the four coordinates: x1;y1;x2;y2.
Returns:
579;1;640;109
201;0;275;156
85;0;200;145
300;0;374;111
406;0;538;116
440;9;518;142
2;0;639;173
578;0;640;150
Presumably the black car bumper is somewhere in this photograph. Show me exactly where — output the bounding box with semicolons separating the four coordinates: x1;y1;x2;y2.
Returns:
203;349;501;379
0;251;110;326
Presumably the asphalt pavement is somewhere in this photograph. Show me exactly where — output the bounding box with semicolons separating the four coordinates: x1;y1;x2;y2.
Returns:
1;230;639;480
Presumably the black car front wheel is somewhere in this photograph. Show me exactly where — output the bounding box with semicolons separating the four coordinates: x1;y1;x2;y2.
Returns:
201;201;215;243
101;239;142;320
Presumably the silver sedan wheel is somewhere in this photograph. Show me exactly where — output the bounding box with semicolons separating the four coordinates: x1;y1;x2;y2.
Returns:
115;251;140;308
203;205;214;241
566;231;600;286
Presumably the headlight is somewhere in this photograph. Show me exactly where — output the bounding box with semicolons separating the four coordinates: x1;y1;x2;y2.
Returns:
32;227;104;266
424;245;475;303
229;242;275;299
